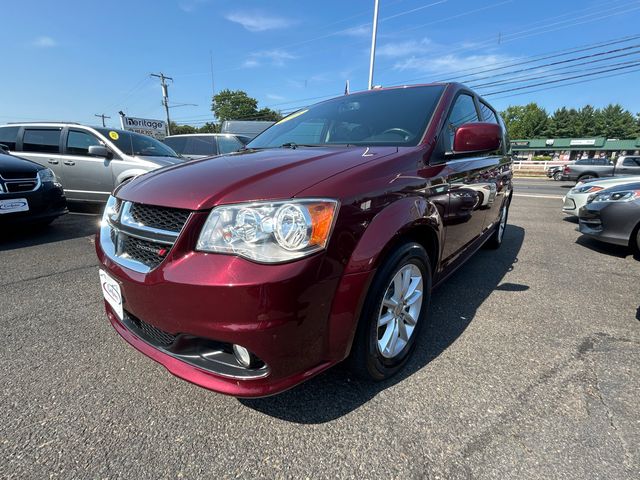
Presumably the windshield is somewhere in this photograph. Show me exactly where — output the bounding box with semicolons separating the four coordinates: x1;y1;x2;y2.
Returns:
96;128;179;157
248;85;445;149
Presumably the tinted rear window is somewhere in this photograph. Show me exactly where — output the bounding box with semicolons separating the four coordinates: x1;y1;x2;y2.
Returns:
23;128;62;153
0;126;19;150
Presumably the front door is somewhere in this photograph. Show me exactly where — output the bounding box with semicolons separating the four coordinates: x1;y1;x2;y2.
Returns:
61;129;114;202
440;93;490;266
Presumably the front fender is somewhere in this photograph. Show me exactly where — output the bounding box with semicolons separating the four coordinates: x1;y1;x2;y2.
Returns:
325;196;444;361
114;168;150;187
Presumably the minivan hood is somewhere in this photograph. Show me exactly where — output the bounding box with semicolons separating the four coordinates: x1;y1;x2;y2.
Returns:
0;152;42;176
117;146;398;210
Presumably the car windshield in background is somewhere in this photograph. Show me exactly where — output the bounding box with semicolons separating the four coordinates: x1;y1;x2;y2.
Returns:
96;129;178;157
247;85;445;149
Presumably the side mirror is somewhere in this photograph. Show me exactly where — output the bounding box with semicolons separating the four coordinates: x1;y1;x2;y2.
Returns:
452;122;501;155
88;145;110;158
0;143;8;152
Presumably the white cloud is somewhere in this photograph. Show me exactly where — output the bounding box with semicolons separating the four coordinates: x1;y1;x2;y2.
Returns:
266;93;286;101
178;0;209;13
377;38;432;58
32;36;57;48
394;53;515;76
243;49;296;68
225;12;292;32
339;24;371;37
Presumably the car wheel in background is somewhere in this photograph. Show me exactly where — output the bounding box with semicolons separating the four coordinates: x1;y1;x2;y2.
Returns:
631;223;640;258
349;242;432;381
553;171;562;181
577;174;597;182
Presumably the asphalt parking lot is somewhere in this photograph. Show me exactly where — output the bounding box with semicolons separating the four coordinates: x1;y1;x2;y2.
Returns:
1;178;639;479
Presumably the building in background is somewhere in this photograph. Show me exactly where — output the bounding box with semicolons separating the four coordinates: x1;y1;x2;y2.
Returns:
511;137;640;161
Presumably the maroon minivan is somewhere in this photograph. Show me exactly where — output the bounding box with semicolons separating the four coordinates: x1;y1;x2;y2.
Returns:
96;83;513;397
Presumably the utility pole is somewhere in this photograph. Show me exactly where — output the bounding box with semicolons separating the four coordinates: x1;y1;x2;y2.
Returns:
368;0;380;90
150;72;173;135
94;113;111;127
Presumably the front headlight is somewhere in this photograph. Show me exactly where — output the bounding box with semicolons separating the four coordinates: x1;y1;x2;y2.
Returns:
573;184;604;194
196;199;339;263
588;189;640;203
37;168;56;183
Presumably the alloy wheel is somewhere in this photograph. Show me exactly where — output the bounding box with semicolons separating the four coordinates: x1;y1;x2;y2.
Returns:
376;264;423;359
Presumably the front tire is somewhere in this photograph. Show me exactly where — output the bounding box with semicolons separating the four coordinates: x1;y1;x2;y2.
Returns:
553;171;562;181
349;242;432;381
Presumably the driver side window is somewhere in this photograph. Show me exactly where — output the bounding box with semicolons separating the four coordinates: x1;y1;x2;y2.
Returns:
445;94;479;151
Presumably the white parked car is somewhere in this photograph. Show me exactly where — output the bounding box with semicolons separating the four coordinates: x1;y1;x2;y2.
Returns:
562;175;640;215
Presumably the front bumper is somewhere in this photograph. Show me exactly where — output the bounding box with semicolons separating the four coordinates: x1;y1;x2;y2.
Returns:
578;201;639;247
0;183;67;225
96;224;369;397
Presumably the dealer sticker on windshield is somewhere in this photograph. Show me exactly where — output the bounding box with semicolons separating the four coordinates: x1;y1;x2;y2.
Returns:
0;198;29;214
99;269;123;320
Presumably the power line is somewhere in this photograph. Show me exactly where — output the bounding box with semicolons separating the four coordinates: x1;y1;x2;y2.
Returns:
481;61;640;96
489;66;640;101
469;50;640;89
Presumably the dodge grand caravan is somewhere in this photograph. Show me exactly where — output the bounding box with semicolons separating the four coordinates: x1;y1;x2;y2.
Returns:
96;83;513;397
0;123;182;203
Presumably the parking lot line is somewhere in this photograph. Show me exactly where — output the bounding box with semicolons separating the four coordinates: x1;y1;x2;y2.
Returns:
514;193;563;199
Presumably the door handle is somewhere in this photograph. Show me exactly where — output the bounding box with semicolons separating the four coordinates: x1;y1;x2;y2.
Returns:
63;160;75;166
48;159;59;165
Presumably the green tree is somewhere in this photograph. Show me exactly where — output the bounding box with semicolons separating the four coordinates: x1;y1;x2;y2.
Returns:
501;103;549;138
169;122;197;135
546;107;579;137
212;89;259;122
198;122;219;133
211;89;282;122
598;104;638;138
575;105;598;137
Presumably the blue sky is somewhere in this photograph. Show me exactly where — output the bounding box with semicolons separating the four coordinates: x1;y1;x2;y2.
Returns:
1;0;639;128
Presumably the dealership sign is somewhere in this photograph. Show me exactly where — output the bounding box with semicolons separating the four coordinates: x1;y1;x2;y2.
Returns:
570;139;596;146
120;115;167;139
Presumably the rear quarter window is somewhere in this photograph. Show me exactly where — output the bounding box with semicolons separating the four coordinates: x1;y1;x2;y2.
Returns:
23;128;62;154
0;126;19;150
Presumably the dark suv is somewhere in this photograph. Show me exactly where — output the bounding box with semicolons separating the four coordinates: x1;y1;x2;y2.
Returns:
96;83;513;397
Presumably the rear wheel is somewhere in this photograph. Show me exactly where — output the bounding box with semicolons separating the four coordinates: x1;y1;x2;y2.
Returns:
349;242;432;380
485;199;510;249
631;223;640;257
577;174;597;182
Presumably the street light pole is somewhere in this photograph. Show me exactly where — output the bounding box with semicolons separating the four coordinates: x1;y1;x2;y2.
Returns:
368;0;380;90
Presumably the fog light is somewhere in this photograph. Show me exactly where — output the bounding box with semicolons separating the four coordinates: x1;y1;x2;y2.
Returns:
232;344;253;368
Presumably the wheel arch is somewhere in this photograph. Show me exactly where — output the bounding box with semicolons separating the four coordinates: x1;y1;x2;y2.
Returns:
325;196;443;361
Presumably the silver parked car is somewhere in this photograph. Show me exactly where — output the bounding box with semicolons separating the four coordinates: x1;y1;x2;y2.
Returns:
163;134;245;161
0;122;182;202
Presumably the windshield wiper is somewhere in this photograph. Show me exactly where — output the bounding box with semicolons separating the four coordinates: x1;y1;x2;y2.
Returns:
280;142;298;149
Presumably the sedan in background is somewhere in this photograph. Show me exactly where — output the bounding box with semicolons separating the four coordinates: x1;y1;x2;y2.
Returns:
0;150;67;226
562;175;640;216
163;134;245;161
578;182;640;254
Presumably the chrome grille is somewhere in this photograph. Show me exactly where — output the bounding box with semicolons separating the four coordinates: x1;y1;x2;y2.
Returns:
129;203;190;233
121;235;168;269
100;199;192;274
5;180;38;193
